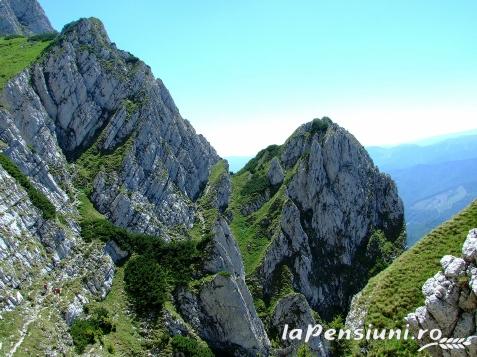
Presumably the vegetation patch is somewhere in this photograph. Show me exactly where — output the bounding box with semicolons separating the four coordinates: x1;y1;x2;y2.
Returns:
351;200;477;355
230;170;287;274
124;255;169;311
86;267;144;355
70;307;114;353
310;117;332;136
0;153;56;219
0;35;53;90
188;160;228;242
170;335;214;357
75;135;133;194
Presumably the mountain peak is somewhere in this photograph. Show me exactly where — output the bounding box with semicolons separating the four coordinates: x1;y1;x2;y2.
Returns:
0;0;55;36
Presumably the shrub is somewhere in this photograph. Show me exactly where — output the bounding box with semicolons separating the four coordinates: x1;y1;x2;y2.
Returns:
71;319;96;353
124;255;169;311
70;307;114;353
240;172;269;197
170;335;214;357
310;117;332;136
0;153;56;219
29;32;58;42
326;315;352;356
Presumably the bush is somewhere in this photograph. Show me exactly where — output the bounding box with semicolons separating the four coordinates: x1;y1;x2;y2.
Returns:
240;172;269;197
71;319;96;353
170;335;214;357
124;255;169;310
0;153;56;219
326;315;352;356
70;307;114;353
29;32;58;42
310;117;332;136
3;34;24;40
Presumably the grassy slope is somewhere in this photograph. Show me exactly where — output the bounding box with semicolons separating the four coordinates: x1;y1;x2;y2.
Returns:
229;152;291;274
352;200;477;355
87;267;145;356
0;36;52;90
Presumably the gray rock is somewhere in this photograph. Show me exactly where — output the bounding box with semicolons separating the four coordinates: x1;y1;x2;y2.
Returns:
65;295;88;326
178;275;271;356
258;123;405;318
462;229;477;263
104;240;129;265
270;293;328;356
179;217;271;356
203;218;244;277
406;229;477;356
0;0;54;36
268;157;284;186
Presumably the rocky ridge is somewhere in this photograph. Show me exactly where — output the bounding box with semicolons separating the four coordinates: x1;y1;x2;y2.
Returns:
232;118;405;322
0;0;54;36
406;229;477;356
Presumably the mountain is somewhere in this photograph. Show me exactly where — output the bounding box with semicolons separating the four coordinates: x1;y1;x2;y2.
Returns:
368;135;477;172
0;0;54;36
0;9;405;357
230;118;405;324
368;135;477;246
346;200;477;355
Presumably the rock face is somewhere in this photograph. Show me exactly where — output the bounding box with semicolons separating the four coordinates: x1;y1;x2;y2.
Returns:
0;0;54;36
251;119;405;319
406;229;477;357
270;293;328;356
178;218;271;356
2;17;219;237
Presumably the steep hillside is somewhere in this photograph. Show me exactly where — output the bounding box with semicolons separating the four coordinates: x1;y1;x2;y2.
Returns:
347;200;477;356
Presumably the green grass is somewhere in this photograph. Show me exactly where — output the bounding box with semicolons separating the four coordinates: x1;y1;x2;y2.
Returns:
87;267;145;356
75;135;133;194
352;200;477;355
0;153;56;219
78;190;105;221
188;160;227;242
0;36;52;90
230;160;297;274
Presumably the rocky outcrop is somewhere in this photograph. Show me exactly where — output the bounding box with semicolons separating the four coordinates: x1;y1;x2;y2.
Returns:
406;229;477;356
0;0;54;36
178;217;271;356
271;293;329;356
268;157;284;186
253;119;405;319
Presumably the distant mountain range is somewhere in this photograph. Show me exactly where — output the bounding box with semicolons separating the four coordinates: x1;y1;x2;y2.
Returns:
368;133;477;245
228;132;477;246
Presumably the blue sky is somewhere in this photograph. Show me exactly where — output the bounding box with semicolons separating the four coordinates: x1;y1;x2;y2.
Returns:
40;0;477;156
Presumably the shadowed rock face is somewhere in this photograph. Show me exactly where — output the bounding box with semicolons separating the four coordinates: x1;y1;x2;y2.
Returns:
0;0;54;36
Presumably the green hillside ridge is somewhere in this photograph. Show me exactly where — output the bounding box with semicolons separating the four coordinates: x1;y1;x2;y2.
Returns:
0;35;54;91
350;199;477;356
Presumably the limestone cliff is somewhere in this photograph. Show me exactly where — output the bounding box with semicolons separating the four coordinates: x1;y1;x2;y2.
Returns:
0;0;54;36
231;118;405;323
